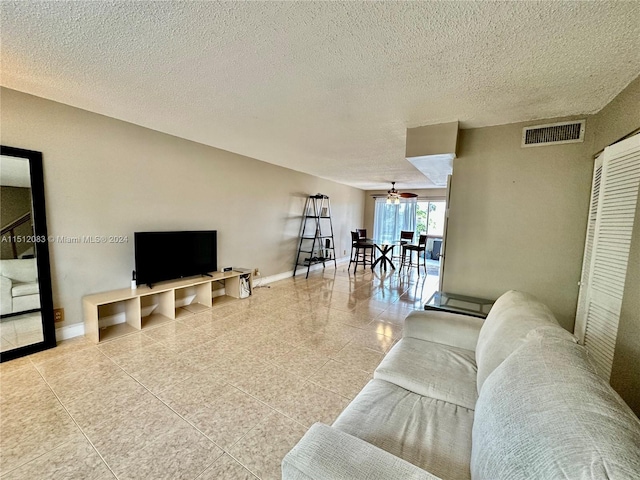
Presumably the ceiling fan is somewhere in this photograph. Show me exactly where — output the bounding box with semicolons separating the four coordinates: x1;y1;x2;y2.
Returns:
386;181;417;204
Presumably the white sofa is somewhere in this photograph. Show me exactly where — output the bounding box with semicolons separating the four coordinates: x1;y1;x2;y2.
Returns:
0;258;40;315
282;290;640;480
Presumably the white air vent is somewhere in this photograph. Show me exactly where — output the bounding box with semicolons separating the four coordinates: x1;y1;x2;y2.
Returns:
522;120;585;147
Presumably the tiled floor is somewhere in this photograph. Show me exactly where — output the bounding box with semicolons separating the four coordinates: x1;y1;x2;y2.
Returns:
0;262;438;479
1;312;44;352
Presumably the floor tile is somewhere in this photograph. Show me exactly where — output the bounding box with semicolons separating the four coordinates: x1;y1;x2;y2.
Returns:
82;396;190;472
349;328;395;353
271;345;330;380
308;359;372;399
232;364;302;410
46;362;135;403
197;453;257;479
365;320;403;340
0;363;48;404
1;434;114;480
185;385;274;449
156;370;227;417
246;336;297;363
115;423;222;480
126;357;199;394
228;412;307;480
0;394;80;475
97;332;158;359
34;346;111;379
279;381;350;427
332;341;385;373
0;355;31;375
64;377;149;430
27;336;94;365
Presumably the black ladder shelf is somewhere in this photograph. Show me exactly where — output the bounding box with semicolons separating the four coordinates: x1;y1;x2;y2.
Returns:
294;194;337;278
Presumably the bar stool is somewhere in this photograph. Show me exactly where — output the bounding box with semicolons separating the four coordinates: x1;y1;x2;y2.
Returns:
401;234;427;275
349;231;374;272
393;230;414;266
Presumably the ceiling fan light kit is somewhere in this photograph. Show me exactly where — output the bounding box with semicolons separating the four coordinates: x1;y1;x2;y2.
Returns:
386;182;417;204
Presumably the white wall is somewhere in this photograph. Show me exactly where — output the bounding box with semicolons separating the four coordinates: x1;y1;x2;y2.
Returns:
0;87;365;328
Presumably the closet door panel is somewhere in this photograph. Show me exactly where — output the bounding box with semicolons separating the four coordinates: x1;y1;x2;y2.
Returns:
580;135;640;380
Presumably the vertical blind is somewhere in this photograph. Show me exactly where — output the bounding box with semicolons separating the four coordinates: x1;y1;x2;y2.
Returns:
373;197;417;243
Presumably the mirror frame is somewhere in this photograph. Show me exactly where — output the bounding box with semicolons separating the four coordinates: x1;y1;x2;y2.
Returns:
0;145;56;361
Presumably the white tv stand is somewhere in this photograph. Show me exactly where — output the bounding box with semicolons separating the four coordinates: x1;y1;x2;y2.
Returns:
82;269;253;344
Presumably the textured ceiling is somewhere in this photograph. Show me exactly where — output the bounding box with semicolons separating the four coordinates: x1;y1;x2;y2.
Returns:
1;1;639;190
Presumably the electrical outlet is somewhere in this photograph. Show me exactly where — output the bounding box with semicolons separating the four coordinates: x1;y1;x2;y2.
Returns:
343;250;347;255
54;308;64;323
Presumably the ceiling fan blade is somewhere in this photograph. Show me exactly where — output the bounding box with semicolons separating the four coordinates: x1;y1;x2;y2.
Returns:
399;192;418;198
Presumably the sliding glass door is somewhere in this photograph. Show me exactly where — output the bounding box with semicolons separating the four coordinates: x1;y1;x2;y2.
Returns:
373;198;417;243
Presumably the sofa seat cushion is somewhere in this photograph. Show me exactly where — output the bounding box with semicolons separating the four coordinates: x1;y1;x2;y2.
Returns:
471;327;640;480
334;378;474;480
11;281;39;297
374;337;478;410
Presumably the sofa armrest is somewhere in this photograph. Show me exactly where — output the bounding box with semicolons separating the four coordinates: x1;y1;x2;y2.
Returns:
403;310;484;352
282;423;440;480
0;275;13;315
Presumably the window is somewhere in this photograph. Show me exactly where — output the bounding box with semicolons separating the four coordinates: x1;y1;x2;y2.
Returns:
416;200;446;237
373;197;417;243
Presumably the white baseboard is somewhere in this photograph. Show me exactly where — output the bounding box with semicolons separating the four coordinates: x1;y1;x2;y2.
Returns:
56;322;85;341
56;260;350;341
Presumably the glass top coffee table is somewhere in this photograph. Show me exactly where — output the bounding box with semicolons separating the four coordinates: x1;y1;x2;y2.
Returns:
424;291;495;319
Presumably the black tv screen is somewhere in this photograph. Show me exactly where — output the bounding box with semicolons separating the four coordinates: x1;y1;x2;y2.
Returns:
134;230;217;286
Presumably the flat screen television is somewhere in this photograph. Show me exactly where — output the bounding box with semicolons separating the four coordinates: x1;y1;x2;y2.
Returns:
134;230;217;287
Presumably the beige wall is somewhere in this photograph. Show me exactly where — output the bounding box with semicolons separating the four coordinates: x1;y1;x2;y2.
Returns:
592;75;640;154
0;88;365;328
443;117;594;331
593;76;640;416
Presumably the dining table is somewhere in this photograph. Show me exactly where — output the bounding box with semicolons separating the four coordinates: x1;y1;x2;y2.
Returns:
370;238;404;270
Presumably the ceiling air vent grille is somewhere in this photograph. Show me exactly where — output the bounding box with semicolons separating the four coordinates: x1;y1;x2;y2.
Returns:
522;120;585;147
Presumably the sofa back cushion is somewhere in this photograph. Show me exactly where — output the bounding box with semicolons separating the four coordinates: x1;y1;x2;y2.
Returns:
471;327;640;480
475;290;558;392
0;258;38;283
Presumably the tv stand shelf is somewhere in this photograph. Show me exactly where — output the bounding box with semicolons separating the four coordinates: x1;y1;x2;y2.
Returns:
83;269;253;344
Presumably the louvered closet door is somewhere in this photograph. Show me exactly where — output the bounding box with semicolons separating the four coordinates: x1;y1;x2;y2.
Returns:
575;154;603;333
576;134;640;380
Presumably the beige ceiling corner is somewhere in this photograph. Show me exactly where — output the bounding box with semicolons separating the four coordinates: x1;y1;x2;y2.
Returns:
406;122;458;187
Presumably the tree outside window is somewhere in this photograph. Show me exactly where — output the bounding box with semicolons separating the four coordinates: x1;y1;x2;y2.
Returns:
416;201;445;237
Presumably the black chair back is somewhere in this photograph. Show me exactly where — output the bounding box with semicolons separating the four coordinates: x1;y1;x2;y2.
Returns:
400;231;414;243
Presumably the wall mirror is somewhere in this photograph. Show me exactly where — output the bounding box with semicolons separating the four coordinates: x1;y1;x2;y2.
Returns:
0;146;56;361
